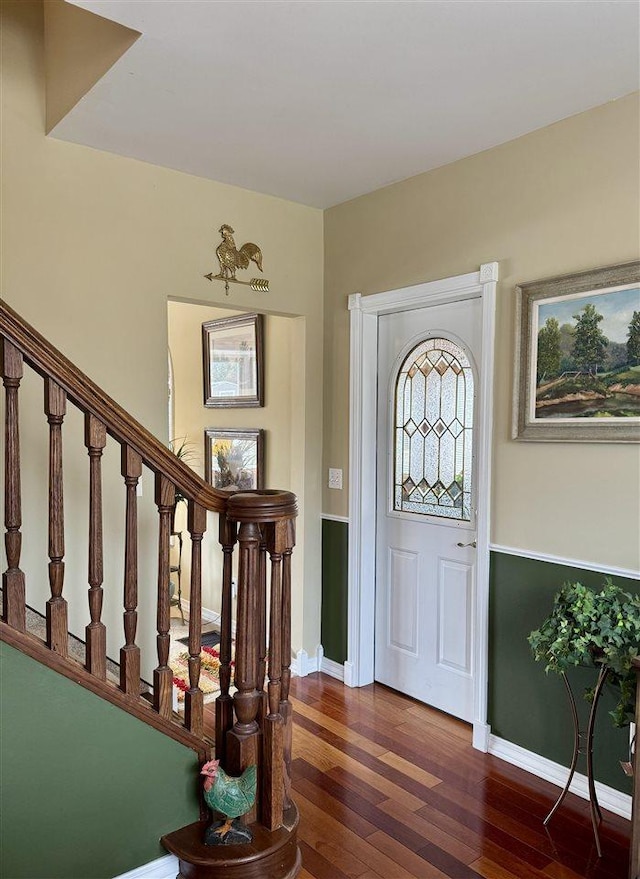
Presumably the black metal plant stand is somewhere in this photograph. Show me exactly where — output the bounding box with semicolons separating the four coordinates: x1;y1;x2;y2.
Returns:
544;666;610;857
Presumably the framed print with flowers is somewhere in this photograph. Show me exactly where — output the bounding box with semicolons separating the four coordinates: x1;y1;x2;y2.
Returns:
204;428;264;491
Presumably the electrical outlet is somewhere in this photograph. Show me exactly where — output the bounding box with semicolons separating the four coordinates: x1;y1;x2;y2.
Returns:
328;468;343;490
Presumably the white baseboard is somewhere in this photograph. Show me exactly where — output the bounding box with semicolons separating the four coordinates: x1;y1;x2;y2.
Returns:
488;733;632;820
180;600;236;636
472;721;490;752
291;645;324;677
291;648;308;677
320;656;345;681
113;853;179;879
343;660;356;688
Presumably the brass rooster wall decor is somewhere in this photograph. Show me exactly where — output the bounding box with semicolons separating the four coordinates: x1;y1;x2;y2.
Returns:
204;224;269;295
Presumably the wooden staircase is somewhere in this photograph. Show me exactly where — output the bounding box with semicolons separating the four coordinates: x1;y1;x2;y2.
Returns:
0;299;301;878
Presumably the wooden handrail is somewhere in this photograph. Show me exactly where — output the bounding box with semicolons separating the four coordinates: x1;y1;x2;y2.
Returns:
0;299;296;520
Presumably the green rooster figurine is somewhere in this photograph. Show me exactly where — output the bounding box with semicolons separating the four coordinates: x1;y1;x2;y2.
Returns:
200;759;257;846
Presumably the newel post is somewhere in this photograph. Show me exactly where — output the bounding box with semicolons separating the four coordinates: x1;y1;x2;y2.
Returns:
261;518;289;830
216;511;237;764
226;517;262;824
280;517;296;809
225;490;298;830
161;490;301;879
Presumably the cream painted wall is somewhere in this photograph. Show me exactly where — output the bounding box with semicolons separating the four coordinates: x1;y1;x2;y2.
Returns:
1;1;324;668
324;94;640;571
167;301;296;615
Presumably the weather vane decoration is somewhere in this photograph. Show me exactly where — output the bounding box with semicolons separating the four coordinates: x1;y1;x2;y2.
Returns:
204;224;269;295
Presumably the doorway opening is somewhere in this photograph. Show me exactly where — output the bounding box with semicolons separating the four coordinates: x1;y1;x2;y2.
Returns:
166;299;306;678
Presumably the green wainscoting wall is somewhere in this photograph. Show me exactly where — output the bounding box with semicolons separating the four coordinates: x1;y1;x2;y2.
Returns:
489;551;637;795
0;642;200;879
321;518;349;664
319;518;636;796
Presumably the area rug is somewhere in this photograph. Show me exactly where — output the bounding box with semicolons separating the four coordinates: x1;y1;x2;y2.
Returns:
171;646;231;704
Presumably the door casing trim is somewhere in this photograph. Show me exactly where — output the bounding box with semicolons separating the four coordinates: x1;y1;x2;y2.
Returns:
346;264;498;751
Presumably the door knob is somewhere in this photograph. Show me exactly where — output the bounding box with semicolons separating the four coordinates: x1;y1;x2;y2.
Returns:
456;540;477;548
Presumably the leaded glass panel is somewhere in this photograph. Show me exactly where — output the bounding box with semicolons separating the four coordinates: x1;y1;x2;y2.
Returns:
393;337;474;520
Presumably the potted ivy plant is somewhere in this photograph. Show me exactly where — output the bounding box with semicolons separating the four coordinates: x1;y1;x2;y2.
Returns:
528;578;640;728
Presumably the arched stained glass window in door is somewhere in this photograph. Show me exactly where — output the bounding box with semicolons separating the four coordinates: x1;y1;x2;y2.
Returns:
394;337;474;521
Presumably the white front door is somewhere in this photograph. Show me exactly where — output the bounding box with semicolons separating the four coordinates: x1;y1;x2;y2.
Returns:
375;296;482;722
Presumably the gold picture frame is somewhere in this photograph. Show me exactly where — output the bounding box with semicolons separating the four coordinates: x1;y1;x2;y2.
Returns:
513;261;640;442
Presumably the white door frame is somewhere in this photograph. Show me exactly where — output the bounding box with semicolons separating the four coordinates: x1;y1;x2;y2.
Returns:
346;263;498;751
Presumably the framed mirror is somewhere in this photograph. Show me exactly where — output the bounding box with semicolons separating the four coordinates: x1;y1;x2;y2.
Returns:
202;312;264;408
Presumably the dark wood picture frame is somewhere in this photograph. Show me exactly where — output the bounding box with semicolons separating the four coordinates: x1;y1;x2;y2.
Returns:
202;312;264;408
204;428;265;491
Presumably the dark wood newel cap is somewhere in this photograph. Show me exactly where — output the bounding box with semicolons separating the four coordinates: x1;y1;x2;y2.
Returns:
226;490;298;523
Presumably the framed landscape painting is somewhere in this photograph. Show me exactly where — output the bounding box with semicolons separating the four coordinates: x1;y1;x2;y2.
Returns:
513;261;640;442
204;428;264;491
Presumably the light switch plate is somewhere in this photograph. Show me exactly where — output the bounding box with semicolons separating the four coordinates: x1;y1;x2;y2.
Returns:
328;468;343;490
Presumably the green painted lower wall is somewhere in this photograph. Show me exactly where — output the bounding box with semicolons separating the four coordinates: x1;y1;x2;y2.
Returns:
321;518;348;664
0;642;200;879
319;519;636;795
489;551;637;795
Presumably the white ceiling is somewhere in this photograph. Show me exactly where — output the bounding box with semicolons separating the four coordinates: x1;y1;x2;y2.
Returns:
58;0;639;209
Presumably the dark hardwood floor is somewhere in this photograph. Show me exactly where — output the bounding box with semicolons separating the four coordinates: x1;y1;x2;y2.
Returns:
284;673;631;879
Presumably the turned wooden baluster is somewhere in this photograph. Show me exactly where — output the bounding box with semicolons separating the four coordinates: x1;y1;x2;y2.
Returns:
2;340;26;631
185;500;207;737
154;474;175;719
257;527;268;725
45;378;68;654
280;517;295;809
120;446;142;696
227;519;262;824
84;414;107;679
261;519;288;830
215;512;237;764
